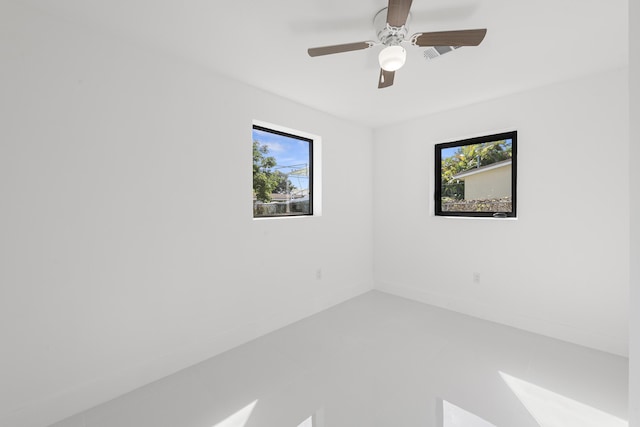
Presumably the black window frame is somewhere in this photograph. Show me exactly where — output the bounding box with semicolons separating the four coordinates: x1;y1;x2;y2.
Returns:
434;131;517;218
252;124;314;218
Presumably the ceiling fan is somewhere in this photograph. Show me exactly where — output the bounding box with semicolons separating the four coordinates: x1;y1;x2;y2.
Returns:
307;0;486;89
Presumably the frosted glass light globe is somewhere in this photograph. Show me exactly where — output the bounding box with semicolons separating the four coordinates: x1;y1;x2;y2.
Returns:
378;45;407;71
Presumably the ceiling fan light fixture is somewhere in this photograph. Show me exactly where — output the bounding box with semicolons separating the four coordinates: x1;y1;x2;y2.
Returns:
378;45;406;71
306;0;487;88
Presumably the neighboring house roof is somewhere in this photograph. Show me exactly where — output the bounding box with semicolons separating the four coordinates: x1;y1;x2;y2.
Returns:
452;159;512;179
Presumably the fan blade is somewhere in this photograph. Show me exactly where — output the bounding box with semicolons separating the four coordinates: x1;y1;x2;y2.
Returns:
308;41;375;57
378;69;395;89
410;29;487;47
387;0;413;27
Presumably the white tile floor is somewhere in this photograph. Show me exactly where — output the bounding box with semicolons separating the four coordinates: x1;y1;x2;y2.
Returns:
53;291;628;427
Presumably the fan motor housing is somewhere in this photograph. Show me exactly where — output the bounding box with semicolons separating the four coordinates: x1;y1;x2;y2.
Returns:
374;7;410;46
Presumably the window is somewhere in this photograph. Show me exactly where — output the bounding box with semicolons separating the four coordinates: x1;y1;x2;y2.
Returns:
435;131;517;218
252;124;313;218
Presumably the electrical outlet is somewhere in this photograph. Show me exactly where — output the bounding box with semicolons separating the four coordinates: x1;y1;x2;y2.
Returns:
473;272;481;283
316;269;322;280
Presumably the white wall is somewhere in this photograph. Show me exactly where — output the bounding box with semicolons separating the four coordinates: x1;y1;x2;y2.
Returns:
373;68;630;357
0;3;373;427
462;164;512;201
629;1;639;425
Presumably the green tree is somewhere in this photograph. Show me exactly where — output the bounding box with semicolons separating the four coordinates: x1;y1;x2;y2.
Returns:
441;140;512;199
273;170;296;194
253;141;277;203
252;141;296;202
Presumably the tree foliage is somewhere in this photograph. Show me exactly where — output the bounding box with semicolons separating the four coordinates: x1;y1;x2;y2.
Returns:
253;141;295;203
272;170;295;194
441;140;512;199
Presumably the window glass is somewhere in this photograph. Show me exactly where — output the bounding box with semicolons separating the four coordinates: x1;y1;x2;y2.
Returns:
435;131;517;218
253;125;313;218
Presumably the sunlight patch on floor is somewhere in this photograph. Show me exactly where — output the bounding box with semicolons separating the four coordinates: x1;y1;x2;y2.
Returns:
443;399;497;427
212;400;258;427
500;372;627;427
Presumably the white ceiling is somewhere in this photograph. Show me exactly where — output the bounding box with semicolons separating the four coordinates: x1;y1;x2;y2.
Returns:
22;0;628;128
